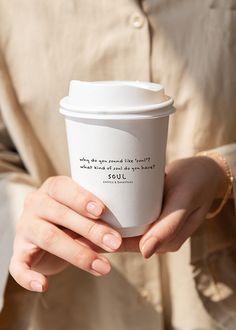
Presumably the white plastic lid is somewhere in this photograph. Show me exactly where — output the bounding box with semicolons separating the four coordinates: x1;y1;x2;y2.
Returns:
60;80;175;119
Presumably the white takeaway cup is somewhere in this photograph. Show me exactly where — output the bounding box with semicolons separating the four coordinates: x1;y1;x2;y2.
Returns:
60;80;175;237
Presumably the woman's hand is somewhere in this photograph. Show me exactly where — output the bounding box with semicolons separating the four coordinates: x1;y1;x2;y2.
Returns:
138;156;229;258
9;176;122;292
117;156;229;255
9;156;229;292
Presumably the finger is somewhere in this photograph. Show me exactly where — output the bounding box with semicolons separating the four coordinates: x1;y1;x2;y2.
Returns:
75;235;141;253
39;176;106;219
139;189;195;258
139;179;198;258
24;218;112;277
31;252;69;275
33;194;122;252
74;236;105;253
10;257;48;292
140;209;187;258
63;228;140;253
162;207;204;253
9;237;48;292
75;236;140;253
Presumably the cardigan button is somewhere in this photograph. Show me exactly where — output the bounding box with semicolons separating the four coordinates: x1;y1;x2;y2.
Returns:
130;12;145;29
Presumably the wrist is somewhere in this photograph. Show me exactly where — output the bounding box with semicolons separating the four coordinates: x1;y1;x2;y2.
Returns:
195;151;234;219
207;154;229;198
196;152;233;199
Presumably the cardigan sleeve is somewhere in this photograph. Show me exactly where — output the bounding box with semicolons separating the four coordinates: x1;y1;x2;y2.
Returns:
204;143;236;214
0;111;36;311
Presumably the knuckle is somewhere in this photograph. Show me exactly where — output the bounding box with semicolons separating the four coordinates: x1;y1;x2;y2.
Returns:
24;191;51;214
72;249;94;270
44;176;57;188
35;193;52;211
86;222;101;240
82;253;96;270
39;195;57;216
75;187;100;212
24;191;36;208
75;190;90;209
28;219;42;239
165;223;178;241
39;225;57;249
154;241;165;253
56;206;71;223
46;176;68;198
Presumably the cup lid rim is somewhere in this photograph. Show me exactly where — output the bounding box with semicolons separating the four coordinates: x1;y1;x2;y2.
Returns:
60;96;174;115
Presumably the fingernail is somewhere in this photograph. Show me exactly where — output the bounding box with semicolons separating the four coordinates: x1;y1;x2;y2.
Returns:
141;237;158;259
102;233;122;251
86;202;103;217
30;280;43;292
91;258;111;275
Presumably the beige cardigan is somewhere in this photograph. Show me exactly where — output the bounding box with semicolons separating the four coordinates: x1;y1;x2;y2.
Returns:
0;1;236;329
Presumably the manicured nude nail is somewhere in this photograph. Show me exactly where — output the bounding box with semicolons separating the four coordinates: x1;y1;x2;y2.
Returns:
30;280;43;292
91;258;111;275
86;202;103;217
141;237;158;259
102;233;122;251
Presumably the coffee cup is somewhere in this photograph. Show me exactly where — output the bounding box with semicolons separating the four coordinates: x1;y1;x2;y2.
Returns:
60;80;175;237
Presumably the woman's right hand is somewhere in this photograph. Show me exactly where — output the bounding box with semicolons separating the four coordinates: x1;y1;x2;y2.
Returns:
9;176;122;292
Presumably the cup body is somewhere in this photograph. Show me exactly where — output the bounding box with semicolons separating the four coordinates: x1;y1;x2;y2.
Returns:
60;81;175;237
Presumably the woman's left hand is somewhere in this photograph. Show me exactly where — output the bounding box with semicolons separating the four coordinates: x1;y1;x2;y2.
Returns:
119;155;229;257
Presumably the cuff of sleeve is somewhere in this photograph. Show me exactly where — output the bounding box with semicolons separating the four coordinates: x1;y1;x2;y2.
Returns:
203;144;236;215
0;173;37;312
